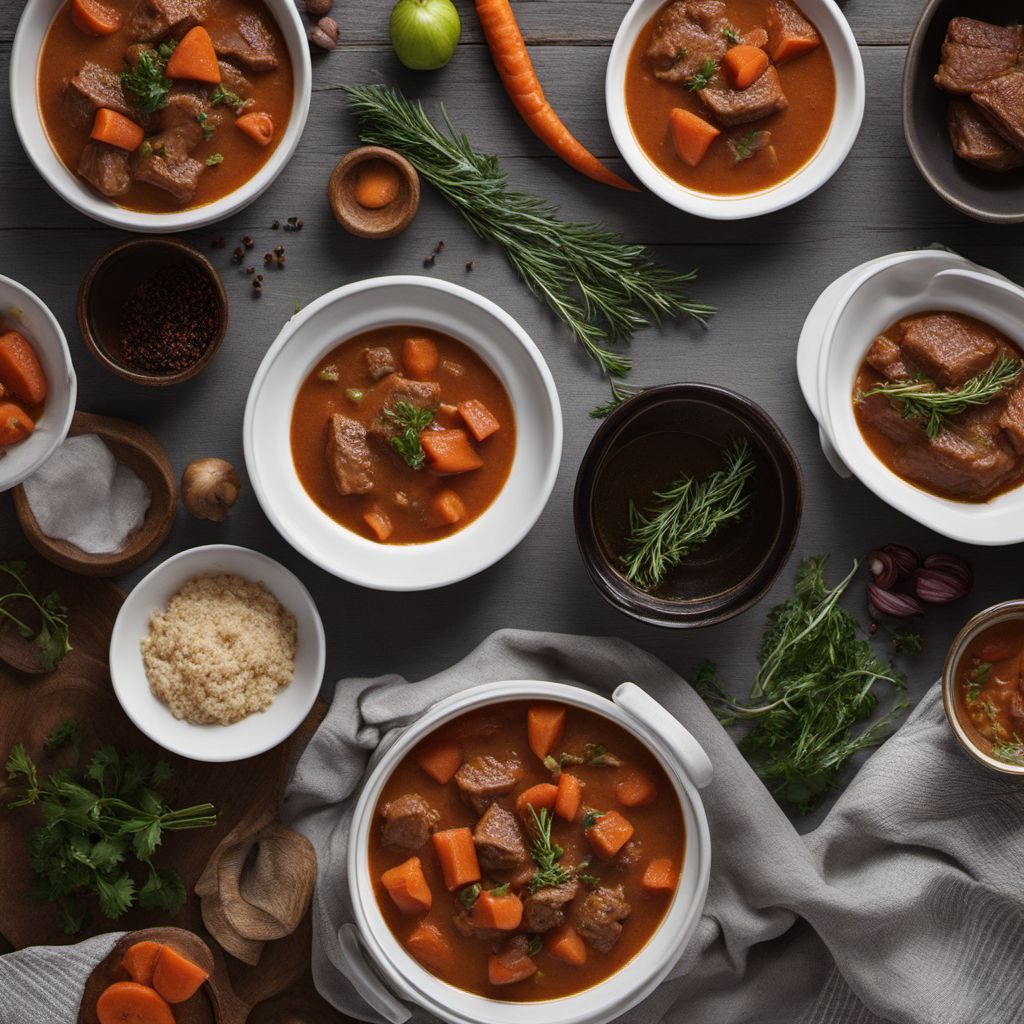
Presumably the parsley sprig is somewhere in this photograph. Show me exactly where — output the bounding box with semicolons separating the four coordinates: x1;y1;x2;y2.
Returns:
0;561;70;670
120;41;177;114
384;400;435;469
687;58;718;91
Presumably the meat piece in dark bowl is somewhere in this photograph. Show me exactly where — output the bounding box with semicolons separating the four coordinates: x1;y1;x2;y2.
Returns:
645;0;729;84
971;73;1024;154
454;755;523;815
522;879;580;933
576;885;631;953
947;99;1024;172
934;18;1022;95
701;65;788;127
325;413;374;496
473;803;528;870
381;793;440;851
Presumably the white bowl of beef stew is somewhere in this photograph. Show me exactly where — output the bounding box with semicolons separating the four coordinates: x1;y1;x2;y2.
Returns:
341;681;712;1024
605;0;864;219
818;257;1024;544
10;0;311;232
244;276;562;591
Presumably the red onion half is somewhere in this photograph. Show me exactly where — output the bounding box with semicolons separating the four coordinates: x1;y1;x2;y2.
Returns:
868;582;923;618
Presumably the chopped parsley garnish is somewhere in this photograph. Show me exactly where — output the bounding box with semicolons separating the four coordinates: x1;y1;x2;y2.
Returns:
669;47;689;69
723;25;741;43
992;734;1024;766
730;129;771;163
686;58;718;92
120;44;176;114
197;111;215;141
893;632;924;655
545;745;623;777
964;658;992;703
384;401;435;470
582;809;605;830
527;936;543;957
206;153;224;167
0;561;71;670
210;83;244;113
459;883;482;910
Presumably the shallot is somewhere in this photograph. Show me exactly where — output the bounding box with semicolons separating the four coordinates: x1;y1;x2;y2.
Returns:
868;582;923;619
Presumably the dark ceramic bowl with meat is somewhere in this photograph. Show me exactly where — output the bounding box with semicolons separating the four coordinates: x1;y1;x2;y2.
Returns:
903;0;1024;223
574;383;803;629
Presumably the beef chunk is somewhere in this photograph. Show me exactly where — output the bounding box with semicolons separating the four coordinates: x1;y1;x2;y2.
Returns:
999;386;1024;455
946;16;1023;51
490;935;536;977
159;90;214;155
948;98;1024;171
765;0;820;63
645;0;729;84
934;20;1022;95
857;393;926;446
972;73;1024;153
217;60;252;102
613;839;644;870
365;346;397;382
576;885;631;953
900;314;999;387
78;142;132;197
126;0;208;41
209;12;279;70
701;65;788;126
132;150;204;203
365;375;442;449
890;427;1017;500
454;755;523;815
522;879;579;933
865;335;910;381
473;804;528;870
742;27;769;49
63;63;134;128
325;413;373;496
381;793;439;851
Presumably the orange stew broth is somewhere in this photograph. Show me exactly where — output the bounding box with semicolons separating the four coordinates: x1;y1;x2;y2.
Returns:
368;701;685;1000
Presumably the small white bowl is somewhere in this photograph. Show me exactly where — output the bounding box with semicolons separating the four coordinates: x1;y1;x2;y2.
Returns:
605;0;865;220
0;273;76;493
10;0;311;233
244;276;563;591
108;544;326;763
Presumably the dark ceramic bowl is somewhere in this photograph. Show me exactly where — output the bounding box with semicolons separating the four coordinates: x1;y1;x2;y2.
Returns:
903;0;1024;224
574;384;803;629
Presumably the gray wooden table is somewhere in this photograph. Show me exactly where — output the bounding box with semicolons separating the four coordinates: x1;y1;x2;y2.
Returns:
2;0;1023;828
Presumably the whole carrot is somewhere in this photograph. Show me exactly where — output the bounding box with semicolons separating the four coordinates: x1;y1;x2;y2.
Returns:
474;0;638;191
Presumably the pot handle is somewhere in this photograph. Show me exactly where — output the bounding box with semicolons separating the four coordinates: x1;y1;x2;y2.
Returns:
337;923;412;1024
613;682;713;790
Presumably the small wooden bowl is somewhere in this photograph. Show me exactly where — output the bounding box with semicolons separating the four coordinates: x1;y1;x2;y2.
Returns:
12;411;177;577
328;146;420;239
77;237;228;386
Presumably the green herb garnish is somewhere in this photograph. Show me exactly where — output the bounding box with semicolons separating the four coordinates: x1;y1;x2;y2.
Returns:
120;45;174;114
459;882;481;909
0;561;71;671
686;58;718;91
893;631;924;655
527;936;543;957
544;744;622;778
590;380;643;419
210;83;244;113
317;366;339;383
576;867;599;888
669;47;689;68
526;806;571;892
582;809;605;830
859;355;1022;439
384;400;435;470
197;111;215;141
723;25;741;43
206;152;224;167
730;129;770;163
992;734;1024;766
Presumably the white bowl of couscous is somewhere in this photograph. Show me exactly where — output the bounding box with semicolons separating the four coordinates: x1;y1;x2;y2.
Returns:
109;544;325;763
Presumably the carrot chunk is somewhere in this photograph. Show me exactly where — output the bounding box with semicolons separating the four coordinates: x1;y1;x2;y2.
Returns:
615;767;657;808
669;108;720;167
363;504;393;542
527;704;565;760
90;108;144;152
381;856;433;913
165;26;221;84
416;739;462;785
472;889;524;931
545;922;587;966
0;404;34;446
403;337;439;379
236;112;275;146
96;982;175;1024
431;828;481;891
458;399;501;442
642;857;677;891
0;331;47;404
421;429;484;475
122;941;164;987
515;782;558;818
765;0;820;63
71;0;121;35
554;772;581;822
427;488;466;527
586;809;634;860
407;921;454;974
151;946;209;1004
487;940;537;986
979;640;1020;663
722;45;769;89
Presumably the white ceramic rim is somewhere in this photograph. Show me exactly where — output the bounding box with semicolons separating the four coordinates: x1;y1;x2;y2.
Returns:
605;0;865;220
9;0;312;233
345;680;712;1024
817;257;1024;545
108;543;326;763
0;273;77;492
243;275;563;592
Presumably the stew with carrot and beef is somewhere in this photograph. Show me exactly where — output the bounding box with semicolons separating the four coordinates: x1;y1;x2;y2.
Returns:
954;620;1024;767
368;701;685;999
625;0;834;195
290;326;516;545
0;327;47;448
853;311;1024;502
38;0;293;212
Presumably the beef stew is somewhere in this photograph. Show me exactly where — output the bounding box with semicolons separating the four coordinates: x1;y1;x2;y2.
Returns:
368;701;684;999
624;0;835;195
0;329;47;447
37;0;293;212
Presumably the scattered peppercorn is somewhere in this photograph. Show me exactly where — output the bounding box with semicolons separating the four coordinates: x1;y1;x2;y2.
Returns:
272;220;280;230
424;254;435;268
211;236;226;249
284;216;303;232
869;622;878;635
245;266;255;274
466;261;474;271
435;241;445;253
242;236;254;249
231;246;244;264
264;252;274;265
274;245;285;256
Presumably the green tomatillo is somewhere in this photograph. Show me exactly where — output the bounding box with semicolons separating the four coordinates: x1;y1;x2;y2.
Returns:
389;0;461;71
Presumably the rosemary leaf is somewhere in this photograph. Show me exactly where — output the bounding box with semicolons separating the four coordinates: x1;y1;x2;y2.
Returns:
384;401;434;470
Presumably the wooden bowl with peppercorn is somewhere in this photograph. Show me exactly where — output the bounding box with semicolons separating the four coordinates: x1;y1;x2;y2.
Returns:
77;238;228;386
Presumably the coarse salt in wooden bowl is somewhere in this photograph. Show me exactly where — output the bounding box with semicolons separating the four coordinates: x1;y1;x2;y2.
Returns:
328;146;420;239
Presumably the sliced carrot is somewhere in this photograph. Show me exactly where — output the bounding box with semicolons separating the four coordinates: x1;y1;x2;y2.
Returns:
151;946;209;1004
545;922;587;966
421;429;484;475
90;109;144;152
431;827;481;891
642;857;676;891
165;26;221;84
235;112;275;146
554;772;581;822
472;888;524;931
765;0;820;63
515;782;558;818
416;739;462;784
669;108;720;168
354;159;401;208
0;331;47;403
615;767;657;808
381;856;433;914
979;640;1020;663
122;941;164;987
96;982;174;1024
586;809;634;860
426;488;466;527
71;0;121;35
457;399;501;442
722;45;769;89
487;943;537;985
407;921;455;974
527;704;565;760
363;504;393;542
403;337;439;379
0;404;34;446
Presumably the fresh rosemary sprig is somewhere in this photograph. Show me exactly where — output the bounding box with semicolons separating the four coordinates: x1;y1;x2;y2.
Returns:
344;86;714;381
384;401;435;469
859;355;1022;439
526;805;571;891
687;58;718;91
620;439;755;590
992;735;1024;766
0;561;71;670
591;380;644;419
723;25;742;43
